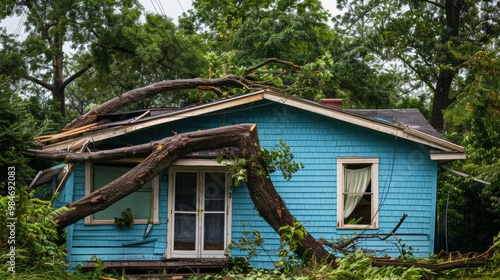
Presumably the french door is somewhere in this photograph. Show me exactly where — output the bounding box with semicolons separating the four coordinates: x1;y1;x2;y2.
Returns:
168;168;231;258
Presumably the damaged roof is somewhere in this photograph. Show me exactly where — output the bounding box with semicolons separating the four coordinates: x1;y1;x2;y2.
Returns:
37;90;465;160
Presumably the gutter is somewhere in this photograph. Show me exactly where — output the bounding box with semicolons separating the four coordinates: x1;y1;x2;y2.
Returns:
441;166;491;185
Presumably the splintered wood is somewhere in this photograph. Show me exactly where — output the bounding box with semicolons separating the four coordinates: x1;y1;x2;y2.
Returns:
35;121;103;143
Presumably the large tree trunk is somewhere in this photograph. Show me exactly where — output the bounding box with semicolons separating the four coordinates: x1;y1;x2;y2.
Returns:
430;69;456;132
239;127;332;261
430;0;464;132
31;124;330;262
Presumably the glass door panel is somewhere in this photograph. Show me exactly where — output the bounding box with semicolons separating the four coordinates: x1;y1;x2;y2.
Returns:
174;214;196;250
173;172;198;254
203;213;225;250
175;172;197;211
203;172;226;252
204;172;226;211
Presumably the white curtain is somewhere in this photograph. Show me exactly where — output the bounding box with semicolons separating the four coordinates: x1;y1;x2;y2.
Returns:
343;167;371;218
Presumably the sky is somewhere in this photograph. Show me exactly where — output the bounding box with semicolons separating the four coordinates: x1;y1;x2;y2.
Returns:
1;0;338;37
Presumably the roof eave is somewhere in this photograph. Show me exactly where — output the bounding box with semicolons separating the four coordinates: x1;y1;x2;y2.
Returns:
41;90;465;156
430;152;467;162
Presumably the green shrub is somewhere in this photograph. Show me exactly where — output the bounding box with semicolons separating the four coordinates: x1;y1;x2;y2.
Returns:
0;188;69;278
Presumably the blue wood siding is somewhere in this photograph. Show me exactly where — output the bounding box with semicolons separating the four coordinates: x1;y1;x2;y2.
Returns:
57;101;438;269
59;164;169;270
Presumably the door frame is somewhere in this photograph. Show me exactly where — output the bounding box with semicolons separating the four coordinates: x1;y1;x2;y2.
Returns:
165;160;232;259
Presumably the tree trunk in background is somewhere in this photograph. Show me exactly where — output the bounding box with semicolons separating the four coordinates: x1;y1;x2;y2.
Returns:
430;69;456;132
430;0;464;132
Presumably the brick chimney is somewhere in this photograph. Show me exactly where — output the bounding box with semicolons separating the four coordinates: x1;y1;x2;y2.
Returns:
319;98;343;109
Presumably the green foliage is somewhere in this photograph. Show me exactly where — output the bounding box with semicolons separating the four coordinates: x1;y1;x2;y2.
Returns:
182;0;332;64
440;49;500;252
395;243;415;261
346;216;363;225
471;232;500;279
73;256;121;280
0;188;69;277
207;232;500;279
114;208;134;228
0;76;53;185
276;221;308;272
218;139;304;187
259;139;305;181
229;223;266;261
334;0;500;127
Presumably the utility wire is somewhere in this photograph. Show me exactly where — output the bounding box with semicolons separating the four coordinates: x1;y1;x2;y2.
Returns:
155;0;168;16
14;8;26;38
149;0;160;14
176;0;185;13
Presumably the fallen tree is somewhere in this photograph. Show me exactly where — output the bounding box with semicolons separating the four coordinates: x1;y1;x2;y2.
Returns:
30;124;331;262
63;58;302;131
29;58;336;263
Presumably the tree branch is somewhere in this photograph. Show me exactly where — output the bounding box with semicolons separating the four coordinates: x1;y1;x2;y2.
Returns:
26;75;54;91
28;139;162;162
319;214;408;254
62;61;94;88
63;75;251;130
50;124;253;228
243;58;301;77
418;0;445;9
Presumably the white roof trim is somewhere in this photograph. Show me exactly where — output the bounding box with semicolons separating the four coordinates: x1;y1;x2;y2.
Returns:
42;90;465;155
430;153;467;161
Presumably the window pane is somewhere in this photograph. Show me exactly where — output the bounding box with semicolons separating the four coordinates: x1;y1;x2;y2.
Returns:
204;172;226;211
92;165;152;220
94;192;151;219
344;193;372;225
204;213;225;250
344;164;372;225
174;214;196;250
175;172;198;212
93;165;151;190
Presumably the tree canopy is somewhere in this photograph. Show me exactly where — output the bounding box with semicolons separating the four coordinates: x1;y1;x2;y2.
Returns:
334;0;500;131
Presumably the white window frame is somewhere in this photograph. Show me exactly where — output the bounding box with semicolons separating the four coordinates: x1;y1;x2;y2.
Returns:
84;162;159;225
336;157;379;229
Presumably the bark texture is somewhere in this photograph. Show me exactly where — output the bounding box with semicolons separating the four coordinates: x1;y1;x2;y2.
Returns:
38;124;330;262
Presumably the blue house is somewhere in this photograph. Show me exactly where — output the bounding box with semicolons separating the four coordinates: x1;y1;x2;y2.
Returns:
43;90;465;271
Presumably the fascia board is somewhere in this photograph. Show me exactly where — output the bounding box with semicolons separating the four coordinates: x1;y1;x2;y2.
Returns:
430;153;467;161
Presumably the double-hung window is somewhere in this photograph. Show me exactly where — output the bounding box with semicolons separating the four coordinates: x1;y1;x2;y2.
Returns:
84;162;159;225
336;158;379;229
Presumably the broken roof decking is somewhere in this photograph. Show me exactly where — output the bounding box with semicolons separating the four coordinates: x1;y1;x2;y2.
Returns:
40;90;465;159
